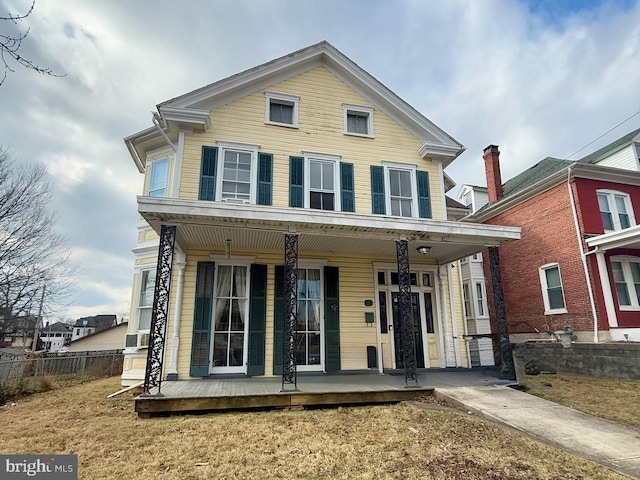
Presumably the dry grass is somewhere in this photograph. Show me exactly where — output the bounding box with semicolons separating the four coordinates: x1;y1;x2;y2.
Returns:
520;373;640;427
0;377;627;479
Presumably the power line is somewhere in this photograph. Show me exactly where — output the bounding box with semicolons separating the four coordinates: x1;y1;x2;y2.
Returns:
565;108;640;160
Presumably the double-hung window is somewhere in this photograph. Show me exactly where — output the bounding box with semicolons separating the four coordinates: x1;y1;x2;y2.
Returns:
539;263;567;314
304;152;340;211
343;104;374;137
610;256;640;309
137;269;156;333
597;190;634;232
148;157;169;197
462;283;473;319
475;282;487;317
384;163;418;218
217;142;259;204
265;91;299;127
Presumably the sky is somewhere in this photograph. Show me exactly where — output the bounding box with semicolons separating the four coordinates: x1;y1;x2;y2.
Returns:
0;0;639;322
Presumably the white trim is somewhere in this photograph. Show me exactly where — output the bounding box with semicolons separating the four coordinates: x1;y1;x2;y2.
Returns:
172;131;186;198
538;263;568;315
215;141;260;205
209;254;256;264
303;152;342;211
382;162;419;218
447;264;461;367
342;103;374;138
437;266;454;366
586;224;640;250
610;255;640;310
596;251;618;327
265;91;300;128
437;160;446;220
158;106;210;131
132;243;159;258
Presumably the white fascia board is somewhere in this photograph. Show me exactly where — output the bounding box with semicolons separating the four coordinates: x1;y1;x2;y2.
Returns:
137;196;520;244
159;106;211;131
124;126;174;173
586;224;640;250
443;172;456;193
418;142;466;167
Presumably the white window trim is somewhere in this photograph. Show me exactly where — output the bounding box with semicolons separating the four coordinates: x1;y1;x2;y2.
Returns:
462;282;473;319
215;140;260;205
382;161;419;218
145;149;174;198
472;280;489;319
596;189;635;232
302;151;342;211
343;103;374;138
265;91;300;128
610;255;640;310
539;263;568;315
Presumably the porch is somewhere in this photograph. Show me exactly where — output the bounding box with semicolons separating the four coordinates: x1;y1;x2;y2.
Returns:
135;368;513;416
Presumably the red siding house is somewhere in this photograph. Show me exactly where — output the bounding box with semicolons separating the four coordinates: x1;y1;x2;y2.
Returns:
468;132;640;343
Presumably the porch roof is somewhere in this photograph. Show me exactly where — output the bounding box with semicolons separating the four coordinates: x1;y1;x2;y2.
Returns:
138;197;520;265
586;225;640;251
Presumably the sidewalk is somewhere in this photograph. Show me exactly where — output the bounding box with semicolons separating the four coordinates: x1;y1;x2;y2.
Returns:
435;385;640;479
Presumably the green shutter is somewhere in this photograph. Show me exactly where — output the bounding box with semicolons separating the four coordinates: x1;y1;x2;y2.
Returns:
417;170;432;219
190;262;215;376
289;156;304;208
247;264;267;376
273;266;285;375
370;165;386;214
324;266;341;373
340;162;355;212
199;146;218;201
257;153;273;206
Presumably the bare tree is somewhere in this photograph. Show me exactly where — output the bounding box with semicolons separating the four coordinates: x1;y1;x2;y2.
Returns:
0;148;76;344
0;0;64;86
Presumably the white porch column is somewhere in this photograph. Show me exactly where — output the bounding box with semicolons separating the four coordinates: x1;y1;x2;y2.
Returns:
437;266;455;367
595;250;618;328
167;249;186;380
447;264;462;367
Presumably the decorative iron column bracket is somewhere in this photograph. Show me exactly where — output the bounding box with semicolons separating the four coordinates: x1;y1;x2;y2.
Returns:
282;233;299;391
396;240;418;387
488;246;515;380
142;224;177;396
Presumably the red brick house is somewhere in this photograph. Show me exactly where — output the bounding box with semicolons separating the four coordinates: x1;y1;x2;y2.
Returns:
467;138;640;343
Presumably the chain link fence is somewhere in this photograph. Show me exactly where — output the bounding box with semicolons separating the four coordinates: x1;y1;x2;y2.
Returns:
0;350;124;404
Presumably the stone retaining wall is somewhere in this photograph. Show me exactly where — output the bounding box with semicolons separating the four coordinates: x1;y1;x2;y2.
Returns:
512;342;640;380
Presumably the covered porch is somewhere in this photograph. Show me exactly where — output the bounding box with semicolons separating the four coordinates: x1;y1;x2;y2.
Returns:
136;197;520;402
135;368;513;416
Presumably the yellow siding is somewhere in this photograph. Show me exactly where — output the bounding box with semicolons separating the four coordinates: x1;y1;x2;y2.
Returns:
179;66;444;220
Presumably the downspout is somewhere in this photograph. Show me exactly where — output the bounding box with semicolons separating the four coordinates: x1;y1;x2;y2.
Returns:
457;259;472;367
567;166;599;342
152;112;177;153
447;263;462;367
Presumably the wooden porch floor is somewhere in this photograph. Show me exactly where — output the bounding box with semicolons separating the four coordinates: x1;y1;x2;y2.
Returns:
135;369;513;417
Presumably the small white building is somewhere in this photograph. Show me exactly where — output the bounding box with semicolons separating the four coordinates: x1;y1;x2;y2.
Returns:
39;322;72;351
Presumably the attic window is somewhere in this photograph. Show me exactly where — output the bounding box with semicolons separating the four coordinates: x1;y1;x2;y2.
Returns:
343;104;374;137
265;91;299;127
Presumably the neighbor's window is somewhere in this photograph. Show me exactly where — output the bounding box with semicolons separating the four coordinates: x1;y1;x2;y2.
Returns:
148;157;168;197
539;263;567;314
265;91;299;127
475;282;487;317
610;256;640;309
597;190;634;232
463;283;473;319
137;269;156;332
343;104;374;137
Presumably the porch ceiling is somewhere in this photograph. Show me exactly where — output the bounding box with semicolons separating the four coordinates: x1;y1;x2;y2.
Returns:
138;197;521;264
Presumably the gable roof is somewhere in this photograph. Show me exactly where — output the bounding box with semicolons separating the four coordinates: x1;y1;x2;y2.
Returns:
72;314;117;330
126;41;465;171
580;127;640;164
42;322;71;334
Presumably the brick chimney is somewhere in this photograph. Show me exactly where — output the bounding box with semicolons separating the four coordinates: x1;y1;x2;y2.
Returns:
483;145;503;203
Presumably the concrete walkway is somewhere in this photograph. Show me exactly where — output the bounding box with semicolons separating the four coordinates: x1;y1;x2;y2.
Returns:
435;385;640;479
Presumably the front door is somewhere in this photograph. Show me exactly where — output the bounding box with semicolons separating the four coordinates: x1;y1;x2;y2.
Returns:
210;264;249;373
391;292;425;368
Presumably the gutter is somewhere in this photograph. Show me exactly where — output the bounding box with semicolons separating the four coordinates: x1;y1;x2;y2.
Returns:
567;165;599;342
152;112;177;153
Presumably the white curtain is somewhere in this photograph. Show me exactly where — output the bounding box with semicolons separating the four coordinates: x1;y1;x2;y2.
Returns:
233;266;247;329
215;265;232;329
307;269;321;332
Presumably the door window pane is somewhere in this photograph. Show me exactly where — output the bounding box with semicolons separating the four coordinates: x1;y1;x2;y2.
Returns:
295;268;322;366
212;265;247;368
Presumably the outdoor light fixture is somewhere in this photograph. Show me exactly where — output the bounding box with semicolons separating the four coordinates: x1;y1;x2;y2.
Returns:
416;246;431;255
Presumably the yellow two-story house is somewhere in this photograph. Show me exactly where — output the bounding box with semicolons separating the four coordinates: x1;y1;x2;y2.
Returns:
122;42;519;390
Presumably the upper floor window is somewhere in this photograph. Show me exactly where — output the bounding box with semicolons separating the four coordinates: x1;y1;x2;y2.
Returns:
217;142;258;204
304;152;341;211
265;91;299;127
597;190;634;232
148;157;168;197
384;163;418;218
343;104;374;138
539;263;567;314
610;256;640;309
